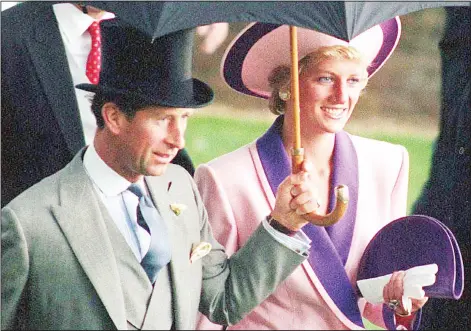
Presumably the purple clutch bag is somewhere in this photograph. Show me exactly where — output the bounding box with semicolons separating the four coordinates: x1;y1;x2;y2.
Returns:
357;215;464;299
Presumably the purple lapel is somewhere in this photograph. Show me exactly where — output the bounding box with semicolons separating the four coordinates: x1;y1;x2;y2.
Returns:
326;132;359;265
256;115;363;327
256;116;291;195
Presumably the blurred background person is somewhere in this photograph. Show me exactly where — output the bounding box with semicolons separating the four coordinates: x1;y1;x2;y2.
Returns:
413;6;470;330
196;22;229;55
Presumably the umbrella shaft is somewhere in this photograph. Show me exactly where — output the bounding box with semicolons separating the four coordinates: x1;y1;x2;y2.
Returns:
290;26;302;173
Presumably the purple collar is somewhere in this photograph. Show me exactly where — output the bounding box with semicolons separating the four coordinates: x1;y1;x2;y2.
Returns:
256;115;362;327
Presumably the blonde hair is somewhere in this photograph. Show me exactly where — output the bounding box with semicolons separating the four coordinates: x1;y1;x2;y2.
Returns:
268;45;369;115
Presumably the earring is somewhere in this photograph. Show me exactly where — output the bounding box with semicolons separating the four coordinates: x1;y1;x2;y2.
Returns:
278;90;291;101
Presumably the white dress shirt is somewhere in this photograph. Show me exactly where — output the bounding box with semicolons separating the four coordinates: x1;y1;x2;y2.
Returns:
53;3;114;146
83;144;151;261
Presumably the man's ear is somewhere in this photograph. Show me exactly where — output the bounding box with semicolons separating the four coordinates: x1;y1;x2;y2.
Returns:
102;102;125;134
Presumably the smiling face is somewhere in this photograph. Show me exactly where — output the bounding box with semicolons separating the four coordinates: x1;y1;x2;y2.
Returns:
111;105;194;182
298;56;368;134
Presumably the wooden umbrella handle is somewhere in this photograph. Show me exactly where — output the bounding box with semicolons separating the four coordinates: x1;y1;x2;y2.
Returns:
305;185;349;226
292;149;350;226
289;26;348;227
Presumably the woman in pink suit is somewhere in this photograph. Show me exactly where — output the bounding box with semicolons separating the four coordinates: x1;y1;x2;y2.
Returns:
195;18;427;330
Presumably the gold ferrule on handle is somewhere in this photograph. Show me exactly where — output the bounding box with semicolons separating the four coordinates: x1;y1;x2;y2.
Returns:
291;148;304;156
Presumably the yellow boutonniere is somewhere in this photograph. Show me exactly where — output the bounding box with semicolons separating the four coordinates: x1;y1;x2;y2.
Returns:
170;203;187;216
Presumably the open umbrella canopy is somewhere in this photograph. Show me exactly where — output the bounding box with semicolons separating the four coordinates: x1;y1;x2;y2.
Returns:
81;1;469;41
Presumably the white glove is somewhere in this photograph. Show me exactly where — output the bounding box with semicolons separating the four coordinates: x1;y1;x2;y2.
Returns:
357;263;438;313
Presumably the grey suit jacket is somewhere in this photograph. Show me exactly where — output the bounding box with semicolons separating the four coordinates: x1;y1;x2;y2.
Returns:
1;150;306;330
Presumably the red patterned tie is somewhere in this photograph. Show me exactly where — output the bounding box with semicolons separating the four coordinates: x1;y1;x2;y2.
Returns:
86;21;101;84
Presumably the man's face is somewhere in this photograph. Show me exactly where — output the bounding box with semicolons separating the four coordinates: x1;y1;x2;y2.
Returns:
113;105;194;181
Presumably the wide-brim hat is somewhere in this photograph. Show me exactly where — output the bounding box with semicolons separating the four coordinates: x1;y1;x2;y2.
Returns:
357;215;464;299
76;19;214;108
221;17;401;99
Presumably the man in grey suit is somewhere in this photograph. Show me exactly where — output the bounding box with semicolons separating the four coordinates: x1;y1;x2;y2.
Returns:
1;21;316;330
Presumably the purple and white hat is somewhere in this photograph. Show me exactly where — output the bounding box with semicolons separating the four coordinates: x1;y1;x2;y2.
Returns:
221;17;401;99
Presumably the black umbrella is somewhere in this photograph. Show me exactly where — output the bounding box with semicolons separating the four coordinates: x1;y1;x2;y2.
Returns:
83;1;469;41
79;0;469;226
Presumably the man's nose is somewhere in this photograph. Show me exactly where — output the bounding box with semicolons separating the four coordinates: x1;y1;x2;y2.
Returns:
167;121;186;149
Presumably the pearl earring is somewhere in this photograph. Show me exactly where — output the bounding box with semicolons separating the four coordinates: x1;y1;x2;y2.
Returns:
278;90;291;101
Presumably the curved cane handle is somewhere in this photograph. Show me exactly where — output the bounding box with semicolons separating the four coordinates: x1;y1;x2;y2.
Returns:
303;185;349;227
292;148;349;227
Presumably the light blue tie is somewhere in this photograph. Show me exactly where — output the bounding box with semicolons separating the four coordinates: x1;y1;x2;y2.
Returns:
128;183;171;283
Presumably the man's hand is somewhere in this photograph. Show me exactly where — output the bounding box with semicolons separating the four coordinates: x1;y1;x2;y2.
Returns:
271;161;319;231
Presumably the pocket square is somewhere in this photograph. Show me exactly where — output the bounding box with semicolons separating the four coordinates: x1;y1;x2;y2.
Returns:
190;242;212;263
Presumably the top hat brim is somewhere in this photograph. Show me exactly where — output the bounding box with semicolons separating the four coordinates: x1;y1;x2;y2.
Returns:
357;215;464;300
76;77;214;109
221;17;401;99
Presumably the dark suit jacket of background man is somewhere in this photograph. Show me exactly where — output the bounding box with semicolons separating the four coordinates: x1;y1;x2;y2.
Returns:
1;2;195;207
413;6;470;330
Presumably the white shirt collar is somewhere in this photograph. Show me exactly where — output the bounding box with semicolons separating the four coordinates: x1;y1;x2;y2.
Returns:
83;143;145;197
53;3;115;42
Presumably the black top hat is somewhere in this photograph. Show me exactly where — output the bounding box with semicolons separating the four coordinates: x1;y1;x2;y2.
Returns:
76;19;214;108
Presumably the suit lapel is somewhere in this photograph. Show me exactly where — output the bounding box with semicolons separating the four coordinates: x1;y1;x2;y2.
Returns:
145;175;191;329
51;152;127;330
254;116;363;327
27;5;84;154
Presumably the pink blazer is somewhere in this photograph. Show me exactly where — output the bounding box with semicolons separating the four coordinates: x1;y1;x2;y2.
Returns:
195;118;409;330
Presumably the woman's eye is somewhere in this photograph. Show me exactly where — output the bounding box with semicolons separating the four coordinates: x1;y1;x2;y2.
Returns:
348;78;361;85
318;76;332;83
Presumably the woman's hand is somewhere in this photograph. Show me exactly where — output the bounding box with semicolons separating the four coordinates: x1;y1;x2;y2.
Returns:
383;270;429;316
